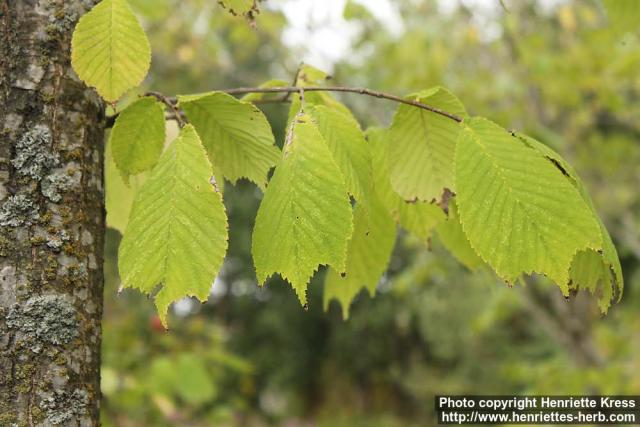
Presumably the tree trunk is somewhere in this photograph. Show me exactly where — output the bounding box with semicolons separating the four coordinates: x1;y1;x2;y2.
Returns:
0;1;105;425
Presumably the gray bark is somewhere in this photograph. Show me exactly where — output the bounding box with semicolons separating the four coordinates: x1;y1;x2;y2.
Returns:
0;1;105;425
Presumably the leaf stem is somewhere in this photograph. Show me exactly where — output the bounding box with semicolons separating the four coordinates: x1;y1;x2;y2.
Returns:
147;91;187;128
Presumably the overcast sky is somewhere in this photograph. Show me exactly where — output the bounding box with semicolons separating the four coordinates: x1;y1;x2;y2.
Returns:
273;0;567;69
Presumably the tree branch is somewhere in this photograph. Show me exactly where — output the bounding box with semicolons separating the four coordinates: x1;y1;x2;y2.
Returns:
168;86;464;123
105;85;464;128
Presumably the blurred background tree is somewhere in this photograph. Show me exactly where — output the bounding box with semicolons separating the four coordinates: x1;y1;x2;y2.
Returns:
101;0;640;425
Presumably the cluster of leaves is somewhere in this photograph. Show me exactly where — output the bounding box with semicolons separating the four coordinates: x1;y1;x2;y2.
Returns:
72;0;624;325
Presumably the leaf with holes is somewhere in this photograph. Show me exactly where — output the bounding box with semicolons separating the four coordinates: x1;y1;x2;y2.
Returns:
110;97;165;181
324;197;396;319
118;125;228;325
252;112;353;304
388;86;467;202
516;132;623;311
455;118;602;292
367;127;445;240
71;0;151;102
179;92;280;189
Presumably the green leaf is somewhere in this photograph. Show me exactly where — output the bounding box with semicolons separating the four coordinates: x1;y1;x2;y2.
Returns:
324;197;396;319
105;138;147;233
118;125;228;325
179;92;280;189
367;127;445;240
309;105;372;204
252;112;353;304
455;118;602;292
436;199;483;270
602;0;640;33
388;86;467;202
516;133;623;311
110;97;165;181
71;0;151;102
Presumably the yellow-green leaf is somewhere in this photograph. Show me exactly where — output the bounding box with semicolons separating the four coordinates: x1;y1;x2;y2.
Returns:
436;199;483;270
110;96;165;180
455;118;602;292
252;112;353;304
118;125;228;325
367;127;445;240
324;196;396;319
388;86;467;202
516;133;623;311
71;0;151;102
310;105;372;205
179;92;280;189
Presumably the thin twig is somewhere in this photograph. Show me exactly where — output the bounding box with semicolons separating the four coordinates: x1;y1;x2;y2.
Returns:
105;85;464;129
165;86;464;123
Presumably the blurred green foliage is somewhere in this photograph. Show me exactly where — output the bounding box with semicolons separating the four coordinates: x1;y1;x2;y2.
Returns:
101;1;640;425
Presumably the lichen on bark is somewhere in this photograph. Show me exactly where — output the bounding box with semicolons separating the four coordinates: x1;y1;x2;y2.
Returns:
6;294;79;352
11;125;56;180
0;194;39;226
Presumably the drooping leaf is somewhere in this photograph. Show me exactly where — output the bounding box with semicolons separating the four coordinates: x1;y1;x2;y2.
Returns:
367;127;445;240
71;0;151;102
179;92;280;189
105;138;147;233
309;105;372;204
252;112;353;304
388;86;467;202
602;0;640;33
516;133;623;311
455;118;602;292
118;125;228;325
435;199;484;270
110;97;165;181
324;196;396;319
